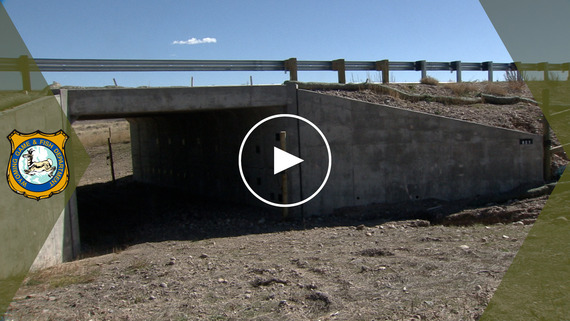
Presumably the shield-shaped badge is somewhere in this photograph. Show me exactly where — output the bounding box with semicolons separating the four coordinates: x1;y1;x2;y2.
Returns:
6;130;69;201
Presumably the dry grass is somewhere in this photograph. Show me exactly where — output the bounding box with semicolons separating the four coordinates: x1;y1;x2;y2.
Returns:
506;79;527;92
0;90;51;112
420;76;439;86
504;70;520;83
444;82;479;96
484;82;508;96
23;262;99;290
125;258;151;274
504;70;527;92
73;119;130;148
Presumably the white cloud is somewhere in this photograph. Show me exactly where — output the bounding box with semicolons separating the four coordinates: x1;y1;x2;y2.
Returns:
172;37;217;45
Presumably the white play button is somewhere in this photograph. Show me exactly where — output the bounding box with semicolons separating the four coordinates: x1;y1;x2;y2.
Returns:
238;114;331;208
273;147;303;175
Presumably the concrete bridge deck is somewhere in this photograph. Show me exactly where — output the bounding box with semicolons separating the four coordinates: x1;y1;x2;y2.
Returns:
62;85;289;120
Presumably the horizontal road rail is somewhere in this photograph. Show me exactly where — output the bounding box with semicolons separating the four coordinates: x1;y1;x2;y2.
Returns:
2;56;570;90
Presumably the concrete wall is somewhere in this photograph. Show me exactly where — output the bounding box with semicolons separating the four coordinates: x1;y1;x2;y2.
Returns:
297;90;543;215
30;194;80;271
0;96;80;277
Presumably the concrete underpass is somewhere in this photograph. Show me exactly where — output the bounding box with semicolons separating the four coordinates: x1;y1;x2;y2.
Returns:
36;82;544;267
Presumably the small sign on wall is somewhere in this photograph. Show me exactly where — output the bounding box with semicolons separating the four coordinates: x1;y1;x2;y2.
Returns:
520;138;533;145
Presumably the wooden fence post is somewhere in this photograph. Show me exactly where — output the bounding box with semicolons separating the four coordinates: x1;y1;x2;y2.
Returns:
416;60;426;80
375;60;390;84
452;61;462;82
108;128;116;184
18;55;31;91
332;59;346;84
285;58;298;81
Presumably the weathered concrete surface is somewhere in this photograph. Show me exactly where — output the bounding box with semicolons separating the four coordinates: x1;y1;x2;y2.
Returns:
0;97;80;277
30;193;80;271
65;86;288;120
296;90;543;215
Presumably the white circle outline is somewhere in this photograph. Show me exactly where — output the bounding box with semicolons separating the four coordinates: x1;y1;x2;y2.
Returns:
238;114;332;208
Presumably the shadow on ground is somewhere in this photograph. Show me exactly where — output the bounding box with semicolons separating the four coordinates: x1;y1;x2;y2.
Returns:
77;176;549;256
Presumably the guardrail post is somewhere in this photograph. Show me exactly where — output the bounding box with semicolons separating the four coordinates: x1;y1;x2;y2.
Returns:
484;61;493;82
285;58;298;81
332;59;346;84
452;61;462;82
375;60;390;84
18;55;31;91
563;63;570;82
538;62;549;82
512;62;522;81
415;60;426;80
542;88;552;181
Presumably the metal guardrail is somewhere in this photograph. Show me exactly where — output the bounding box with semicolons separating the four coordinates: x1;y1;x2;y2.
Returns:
2;56;569;90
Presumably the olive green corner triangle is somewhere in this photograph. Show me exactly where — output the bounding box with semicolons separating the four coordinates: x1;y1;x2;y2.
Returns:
0;3;90;316
479;1;570;319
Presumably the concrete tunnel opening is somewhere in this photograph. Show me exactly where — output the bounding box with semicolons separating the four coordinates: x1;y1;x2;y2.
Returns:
73;112;303;255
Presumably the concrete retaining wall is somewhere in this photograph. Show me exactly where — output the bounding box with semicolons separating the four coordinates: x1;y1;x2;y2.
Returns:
296;90;543;215
0;97;80;276
30;193;79;271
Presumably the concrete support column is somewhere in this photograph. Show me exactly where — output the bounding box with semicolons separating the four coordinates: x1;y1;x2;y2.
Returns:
127;117;142;181
284;82;302;217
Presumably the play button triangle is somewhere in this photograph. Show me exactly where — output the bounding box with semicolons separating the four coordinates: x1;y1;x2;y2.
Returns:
274;147;303;175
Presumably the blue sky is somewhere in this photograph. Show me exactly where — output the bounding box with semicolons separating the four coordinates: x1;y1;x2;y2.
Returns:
2;0;513;87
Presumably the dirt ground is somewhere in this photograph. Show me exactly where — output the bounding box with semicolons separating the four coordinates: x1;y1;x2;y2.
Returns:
5;81;563;320
9;219;540;321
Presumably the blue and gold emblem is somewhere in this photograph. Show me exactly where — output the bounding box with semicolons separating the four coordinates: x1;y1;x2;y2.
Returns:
6;130;69;201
